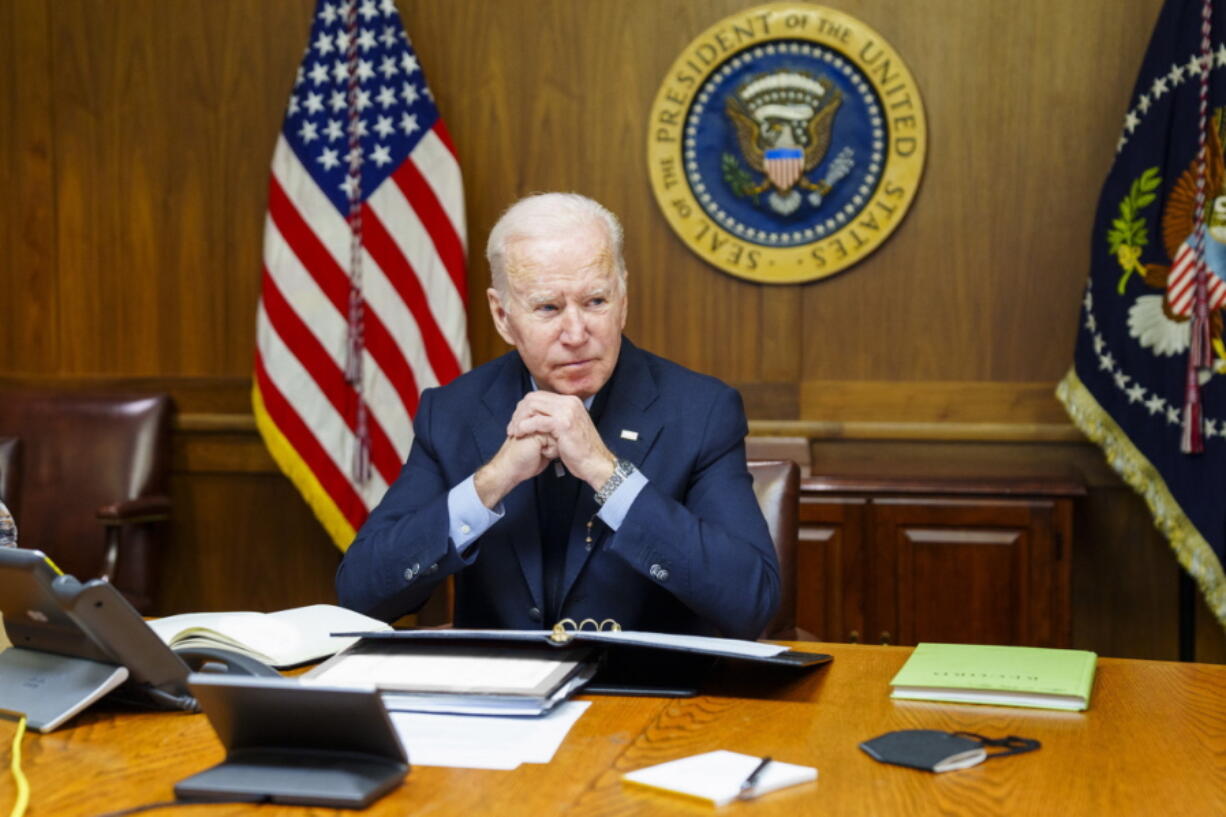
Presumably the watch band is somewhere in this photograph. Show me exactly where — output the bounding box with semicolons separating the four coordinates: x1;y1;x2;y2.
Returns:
595;457;635;505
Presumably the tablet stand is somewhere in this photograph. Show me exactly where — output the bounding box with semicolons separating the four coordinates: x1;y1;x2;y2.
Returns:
0;647;129;732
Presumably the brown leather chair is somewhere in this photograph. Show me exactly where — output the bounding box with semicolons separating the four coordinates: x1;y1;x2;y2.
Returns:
747;459;802;640
0;388;172;613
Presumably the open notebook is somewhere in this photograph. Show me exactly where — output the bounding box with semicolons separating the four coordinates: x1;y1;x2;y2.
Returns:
147;605;391;668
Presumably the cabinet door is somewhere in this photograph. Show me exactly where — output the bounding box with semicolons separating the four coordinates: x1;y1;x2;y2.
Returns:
871;497;1069;647
797;496;867;643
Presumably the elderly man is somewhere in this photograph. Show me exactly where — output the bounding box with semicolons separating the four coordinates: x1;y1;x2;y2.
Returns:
336;193;779;638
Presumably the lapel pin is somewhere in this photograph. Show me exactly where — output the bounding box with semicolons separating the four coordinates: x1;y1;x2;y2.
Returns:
620;429;639;441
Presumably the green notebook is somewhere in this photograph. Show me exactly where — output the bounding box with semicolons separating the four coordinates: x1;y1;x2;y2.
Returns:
889;643;1098;711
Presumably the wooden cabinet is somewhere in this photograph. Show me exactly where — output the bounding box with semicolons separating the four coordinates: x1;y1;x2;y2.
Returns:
796;467;1082;648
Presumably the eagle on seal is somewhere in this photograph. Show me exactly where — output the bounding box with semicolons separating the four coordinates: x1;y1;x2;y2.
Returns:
1126;117;1226;367
725;72;843;214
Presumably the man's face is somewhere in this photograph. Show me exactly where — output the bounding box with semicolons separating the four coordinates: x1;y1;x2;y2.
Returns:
487;225;627;400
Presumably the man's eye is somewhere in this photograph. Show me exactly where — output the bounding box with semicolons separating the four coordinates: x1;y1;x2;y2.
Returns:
535;304;558;313
588;297;607;307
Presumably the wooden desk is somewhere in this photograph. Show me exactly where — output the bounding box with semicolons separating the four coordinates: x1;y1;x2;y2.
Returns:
2;643;1223;817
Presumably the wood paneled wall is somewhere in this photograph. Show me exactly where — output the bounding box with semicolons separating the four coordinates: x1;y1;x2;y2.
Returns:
0;0;1163;384
2;0;1222;660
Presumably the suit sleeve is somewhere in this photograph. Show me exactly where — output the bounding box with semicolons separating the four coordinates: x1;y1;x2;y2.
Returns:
603;387;781;639
335;388;477;621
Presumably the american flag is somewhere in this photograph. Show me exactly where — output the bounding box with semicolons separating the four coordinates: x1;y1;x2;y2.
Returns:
253;0;469;549
1166;239;1226;316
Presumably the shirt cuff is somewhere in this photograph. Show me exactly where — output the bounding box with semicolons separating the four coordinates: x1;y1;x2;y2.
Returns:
596;468;647;531
448;474;504;553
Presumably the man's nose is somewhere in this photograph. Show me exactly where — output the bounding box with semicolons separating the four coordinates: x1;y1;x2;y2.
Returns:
558;306;587;344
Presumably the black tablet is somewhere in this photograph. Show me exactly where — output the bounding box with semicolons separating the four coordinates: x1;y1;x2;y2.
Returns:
176;675;409;809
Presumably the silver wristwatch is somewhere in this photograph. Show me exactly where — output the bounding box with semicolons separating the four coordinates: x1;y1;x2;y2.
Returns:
594;457;636;505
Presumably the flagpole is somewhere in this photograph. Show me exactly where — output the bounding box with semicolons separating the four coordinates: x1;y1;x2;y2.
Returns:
343;0;370;485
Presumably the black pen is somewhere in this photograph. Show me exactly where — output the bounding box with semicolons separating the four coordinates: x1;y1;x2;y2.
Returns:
738;756;772;799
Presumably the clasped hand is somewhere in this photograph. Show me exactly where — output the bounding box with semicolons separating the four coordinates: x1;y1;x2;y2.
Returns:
475;392;615;509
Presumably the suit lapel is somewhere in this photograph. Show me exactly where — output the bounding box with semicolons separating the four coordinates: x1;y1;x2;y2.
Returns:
558;341;663;607
597;340;664;469
477;353;546;614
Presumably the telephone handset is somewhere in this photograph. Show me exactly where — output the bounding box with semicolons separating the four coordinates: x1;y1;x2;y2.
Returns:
173;645;282;678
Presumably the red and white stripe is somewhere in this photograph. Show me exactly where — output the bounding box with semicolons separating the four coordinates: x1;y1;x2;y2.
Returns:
766;156;804;191
256;122;469;538
1181;0;1216;453
1167;239;1226;317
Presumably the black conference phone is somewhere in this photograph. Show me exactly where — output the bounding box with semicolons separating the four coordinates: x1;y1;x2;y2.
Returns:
0;547;279;717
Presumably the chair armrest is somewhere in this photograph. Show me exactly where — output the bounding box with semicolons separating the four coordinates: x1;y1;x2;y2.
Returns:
96;495;171;524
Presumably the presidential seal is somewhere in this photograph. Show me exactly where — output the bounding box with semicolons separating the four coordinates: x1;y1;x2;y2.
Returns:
647;3;926;284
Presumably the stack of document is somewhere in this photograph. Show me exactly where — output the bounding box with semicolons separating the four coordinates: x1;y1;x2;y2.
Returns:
304;640;595;716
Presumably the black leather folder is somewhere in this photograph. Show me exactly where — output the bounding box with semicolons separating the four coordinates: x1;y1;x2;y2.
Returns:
332;626;832;697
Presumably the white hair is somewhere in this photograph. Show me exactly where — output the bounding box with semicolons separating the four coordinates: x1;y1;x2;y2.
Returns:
486;192;626;297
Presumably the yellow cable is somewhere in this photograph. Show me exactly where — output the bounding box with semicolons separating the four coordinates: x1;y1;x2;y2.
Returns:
6;714;28;817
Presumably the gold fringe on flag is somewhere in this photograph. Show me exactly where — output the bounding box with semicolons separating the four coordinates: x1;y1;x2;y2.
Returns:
252;382;357;552
1057;368;1226;631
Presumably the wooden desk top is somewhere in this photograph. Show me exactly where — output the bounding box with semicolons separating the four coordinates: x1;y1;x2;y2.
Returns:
2;643;1223;817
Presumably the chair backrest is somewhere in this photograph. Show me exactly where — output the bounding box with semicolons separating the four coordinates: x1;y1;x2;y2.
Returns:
0;388;172;610
747;459;799;640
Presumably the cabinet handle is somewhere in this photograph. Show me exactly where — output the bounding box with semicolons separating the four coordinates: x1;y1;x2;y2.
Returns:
847;630;860;644
879;631;892;645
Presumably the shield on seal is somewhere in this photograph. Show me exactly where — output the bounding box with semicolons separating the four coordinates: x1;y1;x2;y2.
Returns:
764;147;804;191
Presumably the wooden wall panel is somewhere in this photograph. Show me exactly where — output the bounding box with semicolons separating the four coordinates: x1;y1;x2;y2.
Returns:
164;469;341;614
30;0;311;376
401;0;1166;384
0;0;1167;384
0;0;55;371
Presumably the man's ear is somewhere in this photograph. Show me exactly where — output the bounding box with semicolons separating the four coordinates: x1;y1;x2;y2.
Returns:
487;287;516;346
618;274;629;330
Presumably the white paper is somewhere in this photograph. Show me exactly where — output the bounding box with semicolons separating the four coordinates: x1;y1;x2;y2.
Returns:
623;750;817;806
310;648;569;692
389;701;591;769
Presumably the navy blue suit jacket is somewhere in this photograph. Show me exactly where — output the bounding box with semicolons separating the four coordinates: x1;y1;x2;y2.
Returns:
335;339;780;639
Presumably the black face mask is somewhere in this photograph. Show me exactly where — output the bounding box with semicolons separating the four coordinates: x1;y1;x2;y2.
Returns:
860;729;1041;773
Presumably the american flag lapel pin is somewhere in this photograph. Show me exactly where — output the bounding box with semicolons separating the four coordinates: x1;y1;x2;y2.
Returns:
620;429;639;441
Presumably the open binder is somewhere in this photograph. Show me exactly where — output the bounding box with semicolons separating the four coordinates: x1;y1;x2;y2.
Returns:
334;618;832;696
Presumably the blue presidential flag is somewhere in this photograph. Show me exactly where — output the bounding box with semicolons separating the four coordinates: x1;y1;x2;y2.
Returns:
1058;0;1226;630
